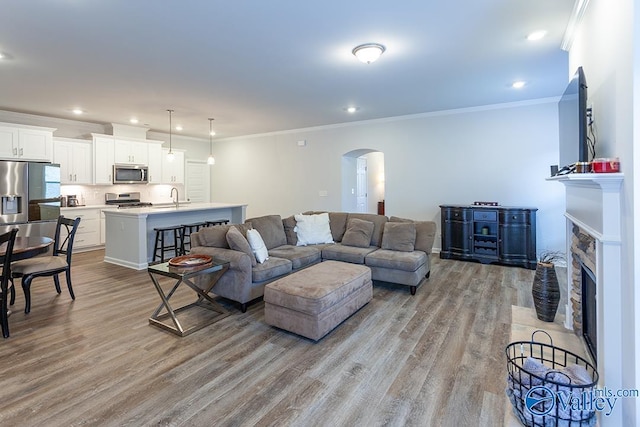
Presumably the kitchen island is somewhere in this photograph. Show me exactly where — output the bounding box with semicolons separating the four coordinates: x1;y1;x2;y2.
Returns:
103;202;247;270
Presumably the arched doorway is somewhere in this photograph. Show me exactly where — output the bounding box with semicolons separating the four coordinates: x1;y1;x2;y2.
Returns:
341;149;385;213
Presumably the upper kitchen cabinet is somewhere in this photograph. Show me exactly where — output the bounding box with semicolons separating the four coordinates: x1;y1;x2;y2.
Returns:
114;138;148;165
92;134;115;185
0;123;55;161
147;142;163;184
54;137;92;184
161;148;185;184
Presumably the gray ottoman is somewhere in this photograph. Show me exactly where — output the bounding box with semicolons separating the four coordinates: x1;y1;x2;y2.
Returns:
264;260;372;341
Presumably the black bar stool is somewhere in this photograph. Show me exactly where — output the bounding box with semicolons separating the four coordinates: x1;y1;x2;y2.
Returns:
181;221;207;253
153;225;184;262
205;219;230;227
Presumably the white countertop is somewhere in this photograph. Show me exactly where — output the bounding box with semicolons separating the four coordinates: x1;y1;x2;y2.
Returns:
102;202;247;217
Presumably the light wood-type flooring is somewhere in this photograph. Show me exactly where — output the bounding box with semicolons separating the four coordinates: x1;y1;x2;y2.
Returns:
0;250;568;426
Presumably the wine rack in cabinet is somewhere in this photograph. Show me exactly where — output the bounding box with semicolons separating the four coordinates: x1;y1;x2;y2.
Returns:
440;205;537;269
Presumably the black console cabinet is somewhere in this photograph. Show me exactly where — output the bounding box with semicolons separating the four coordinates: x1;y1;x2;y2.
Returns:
439;205;537;269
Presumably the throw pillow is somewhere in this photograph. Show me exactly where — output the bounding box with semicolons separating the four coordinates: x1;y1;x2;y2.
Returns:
390;216;436;254
381;222;416;252
246;229;269;263
226;226;257;267
282;215;298;246
294;213;334;246
341;218;374;248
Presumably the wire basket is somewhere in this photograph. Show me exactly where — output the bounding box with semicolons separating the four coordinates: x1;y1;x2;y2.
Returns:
505;330;599;426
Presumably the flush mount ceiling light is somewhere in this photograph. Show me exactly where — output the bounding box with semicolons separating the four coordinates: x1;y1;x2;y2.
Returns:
207;118;215;165
166;109;175;162
72;108;84;115
345;106;359;113
352;43;386;64
129;117;139;124
512;81;526;89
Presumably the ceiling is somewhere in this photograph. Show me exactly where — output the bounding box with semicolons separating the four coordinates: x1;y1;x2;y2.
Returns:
0;1;575;140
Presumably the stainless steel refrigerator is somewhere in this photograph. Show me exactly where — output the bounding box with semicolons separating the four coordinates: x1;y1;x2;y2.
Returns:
0;161;61;237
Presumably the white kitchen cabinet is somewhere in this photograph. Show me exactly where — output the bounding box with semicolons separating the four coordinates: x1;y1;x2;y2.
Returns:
114;138;148;165
147;142;163;184
0;123;55;161
61;207;101;251
93;134;115;185
54;138;92;184
161;148;184;184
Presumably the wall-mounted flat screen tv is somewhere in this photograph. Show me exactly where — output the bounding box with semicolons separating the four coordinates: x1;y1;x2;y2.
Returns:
558;66;589;168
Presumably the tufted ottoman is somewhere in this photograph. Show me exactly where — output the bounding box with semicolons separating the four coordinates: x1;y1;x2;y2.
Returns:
264;260;372;341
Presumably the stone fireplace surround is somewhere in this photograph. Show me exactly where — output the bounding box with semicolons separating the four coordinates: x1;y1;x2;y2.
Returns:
549;172;623;425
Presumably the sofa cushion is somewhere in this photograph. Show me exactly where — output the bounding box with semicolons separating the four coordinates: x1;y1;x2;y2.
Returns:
390;216;437;254
321;243;378;264
381;222;416;252
346;213;388;247
283;215;298;246
247;229;269;264
245;215;287;250
226;226;257;267
252;257;292;282
341;218;374;248
294;213;334;246
365;249;427;272
268;245;321;270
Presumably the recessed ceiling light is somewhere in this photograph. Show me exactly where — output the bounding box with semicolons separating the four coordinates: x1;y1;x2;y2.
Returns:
175;125;183;131
72;108;84;115
512;81;526;89
210;130;216;136
130;118;139;124
345;106;359;113
527;30;547;41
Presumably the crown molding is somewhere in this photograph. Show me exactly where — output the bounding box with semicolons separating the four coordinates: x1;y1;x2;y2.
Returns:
216;97;560;142
561;0;590;51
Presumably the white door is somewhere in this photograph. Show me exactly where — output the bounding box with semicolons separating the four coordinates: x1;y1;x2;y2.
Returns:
356;157;367;213
185;160;210;202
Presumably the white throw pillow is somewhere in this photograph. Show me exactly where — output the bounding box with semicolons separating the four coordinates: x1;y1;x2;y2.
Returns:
246;229;269;263
294;213;334;246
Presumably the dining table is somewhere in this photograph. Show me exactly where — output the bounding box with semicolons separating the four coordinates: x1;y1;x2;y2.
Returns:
0;236;54;262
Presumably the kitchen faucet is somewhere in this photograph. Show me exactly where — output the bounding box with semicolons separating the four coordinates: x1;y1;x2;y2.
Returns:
171;187;179;208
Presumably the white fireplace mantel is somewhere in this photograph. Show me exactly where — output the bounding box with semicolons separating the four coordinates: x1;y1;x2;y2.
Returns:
549;172;623;426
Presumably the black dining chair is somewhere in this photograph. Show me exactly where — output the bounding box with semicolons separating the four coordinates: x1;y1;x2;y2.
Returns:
1;228;19;338
11;216;81;314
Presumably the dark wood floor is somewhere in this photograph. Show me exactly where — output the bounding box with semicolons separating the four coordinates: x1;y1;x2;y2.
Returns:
0;250;539;426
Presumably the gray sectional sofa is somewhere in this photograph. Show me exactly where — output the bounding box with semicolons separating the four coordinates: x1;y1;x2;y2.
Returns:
190;212;436;312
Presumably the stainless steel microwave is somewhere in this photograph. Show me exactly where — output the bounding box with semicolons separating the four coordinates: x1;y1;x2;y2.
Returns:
113;164;148;184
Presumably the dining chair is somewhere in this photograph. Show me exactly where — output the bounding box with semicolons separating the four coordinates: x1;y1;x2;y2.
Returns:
11;216;81;314
1;228;19;338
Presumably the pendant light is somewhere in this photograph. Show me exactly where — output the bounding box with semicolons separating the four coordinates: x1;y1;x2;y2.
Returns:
166;109;175;162
207;118;215;165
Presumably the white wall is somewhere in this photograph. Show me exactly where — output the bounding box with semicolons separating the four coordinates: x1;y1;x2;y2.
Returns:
569;0;637;424
211;99;566;254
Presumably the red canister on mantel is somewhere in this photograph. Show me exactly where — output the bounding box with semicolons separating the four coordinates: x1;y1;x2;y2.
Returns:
592;157;620;173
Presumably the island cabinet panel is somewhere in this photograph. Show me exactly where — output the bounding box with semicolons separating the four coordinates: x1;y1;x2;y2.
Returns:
440;205;537;269
103;202;247;270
